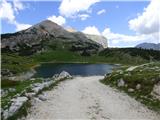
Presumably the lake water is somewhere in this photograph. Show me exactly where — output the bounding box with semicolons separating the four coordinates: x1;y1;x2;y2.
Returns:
34;63;116;78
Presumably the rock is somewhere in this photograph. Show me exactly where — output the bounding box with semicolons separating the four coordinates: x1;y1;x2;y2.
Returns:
33;83;42;87
38;94;47;101
33;97;42;103
52;74;59;79
32;81;54;94
1;89;8;97
136;84;141;90
3;97;28;119
25;92;36;99
117;79;125;87
1;69;13;77
126;66;138;71
43;78;50;82
57;71;72;80
8;88;16;92
152;82;160;100
3;109;9;120
128;88;135;92
30;78;36;81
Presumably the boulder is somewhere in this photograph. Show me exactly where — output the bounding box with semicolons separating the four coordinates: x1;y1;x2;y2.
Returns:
30;78;36;81
38;94;47;101
152;82;160;100
1;89;8;97
136;84;141;90
58;71;72;79
3;97;28;119
8;88;16;92
52;71;72;81
128;88;134;92
32;81;53;94
117;79;125;87
25;92;36;99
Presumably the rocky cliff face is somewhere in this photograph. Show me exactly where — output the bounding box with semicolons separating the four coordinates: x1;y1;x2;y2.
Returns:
85;34;108;48
1;20;103;55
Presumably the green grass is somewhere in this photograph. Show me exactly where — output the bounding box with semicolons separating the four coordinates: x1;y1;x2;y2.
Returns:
1;53;36;75
101;62;160;112
1;78;42;109
3;48;159;77
32;50;150;65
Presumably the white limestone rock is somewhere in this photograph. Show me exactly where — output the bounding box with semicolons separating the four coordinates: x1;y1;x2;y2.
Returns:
3;97;28;119
128;88;135;92
38;94;47;101
136;84;141;90
25;92;36;99
152;82;160;100
57;71;72;80
117;79;125;87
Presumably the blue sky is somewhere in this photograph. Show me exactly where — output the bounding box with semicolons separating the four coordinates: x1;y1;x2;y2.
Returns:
0;0;159;47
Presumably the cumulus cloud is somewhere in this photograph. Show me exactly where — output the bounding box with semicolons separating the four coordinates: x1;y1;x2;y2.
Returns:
14;22;31;31
47;15;66;26
0;0;31;32
13;0;25;12
82;26;101;35
0;0;15;23
78;14;90;20
59;0;100;18
97;9;106;15
102;27;159;47
129;0;160;34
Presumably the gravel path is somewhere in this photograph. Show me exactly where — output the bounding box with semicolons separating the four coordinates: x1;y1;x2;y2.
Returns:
26;76;160;120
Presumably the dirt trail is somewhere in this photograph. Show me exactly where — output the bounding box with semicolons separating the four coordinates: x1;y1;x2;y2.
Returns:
26;76;160;120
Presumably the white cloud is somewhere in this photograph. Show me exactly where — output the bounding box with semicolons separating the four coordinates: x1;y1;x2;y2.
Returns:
47;15;66;26
13;0;25;12
14;22;31;31
102;27;159;47
0;0;15;23
78;14;90;20
0;0;31;32
129;0;160;34
97;9;106;15
59;0;100;18
82;26;101;35
82;26;159;47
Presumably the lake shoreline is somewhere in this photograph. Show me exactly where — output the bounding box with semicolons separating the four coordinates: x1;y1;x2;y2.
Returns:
33;63;117;78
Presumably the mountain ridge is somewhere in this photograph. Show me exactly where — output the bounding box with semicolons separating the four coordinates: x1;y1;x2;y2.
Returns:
135;42;160;51
1;20;104;55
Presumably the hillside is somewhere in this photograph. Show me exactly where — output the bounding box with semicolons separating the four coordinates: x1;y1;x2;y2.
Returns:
99;48;160;64
1;20;103;56
136;43;160;51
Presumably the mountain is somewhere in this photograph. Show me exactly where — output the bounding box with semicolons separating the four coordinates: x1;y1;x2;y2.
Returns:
1;20;103;55
135;43;160;51
85;34;108;48
65;27;108;48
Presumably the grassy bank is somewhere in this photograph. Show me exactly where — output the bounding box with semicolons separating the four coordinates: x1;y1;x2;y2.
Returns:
101;62;160;112
1;78;43;109
2;48;154;77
